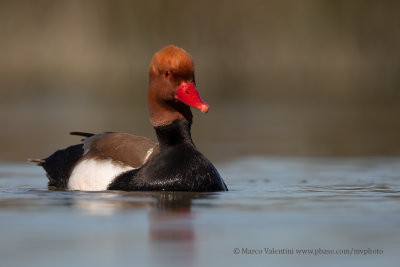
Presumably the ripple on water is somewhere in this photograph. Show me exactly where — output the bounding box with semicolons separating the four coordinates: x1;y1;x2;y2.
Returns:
0;158;400;267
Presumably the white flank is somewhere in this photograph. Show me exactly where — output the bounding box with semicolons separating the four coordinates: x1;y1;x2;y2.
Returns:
68;159;134;191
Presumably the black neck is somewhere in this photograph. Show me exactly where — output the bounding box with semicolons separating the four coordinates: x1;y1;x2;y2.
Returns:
154;120;195;151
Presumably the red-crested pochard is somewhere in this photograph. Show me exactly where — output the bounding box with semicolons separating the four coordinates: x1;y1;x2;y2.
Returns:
30;45;228;192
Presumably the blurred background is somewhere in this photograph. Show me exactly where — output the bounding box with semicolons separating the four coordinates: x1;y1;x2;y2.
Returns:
1;0;399;162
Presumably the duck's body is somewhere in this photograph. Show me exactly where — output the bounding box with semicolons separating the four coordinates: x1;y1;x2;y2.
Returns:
31;45;228;192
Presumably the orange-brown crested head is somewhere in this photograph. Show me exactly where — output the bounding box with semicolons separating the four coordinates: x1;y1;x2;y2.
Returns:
148;45;209;126
150;45;195;80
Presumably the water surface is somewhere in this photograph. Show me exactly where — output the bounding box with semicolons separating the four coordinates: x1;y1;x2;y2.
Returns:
1;157;399;267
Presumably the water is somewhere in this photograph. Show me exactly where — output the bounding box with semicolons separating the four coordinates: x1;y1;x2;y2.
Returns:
0;157;399;267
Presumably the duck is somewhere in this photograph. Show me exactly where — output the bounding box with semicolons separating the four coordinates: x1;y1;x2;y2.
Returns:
30;45;228;192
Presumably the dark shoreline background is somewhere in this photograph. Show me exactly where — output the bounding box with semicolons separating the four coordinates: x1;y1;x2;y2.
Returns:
1;0;399;161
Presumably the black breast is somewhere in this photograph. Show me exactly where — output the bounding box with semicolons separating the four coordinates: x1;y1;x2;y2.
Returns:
108;120;228;192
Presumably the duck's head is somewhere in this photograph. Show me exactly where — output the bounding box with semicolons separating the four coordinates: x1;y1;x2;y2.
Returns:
148;45;209;126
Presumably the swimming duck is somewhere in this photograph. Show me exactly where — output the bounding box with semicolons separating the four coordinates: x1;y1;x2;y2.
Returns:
30;45;228;192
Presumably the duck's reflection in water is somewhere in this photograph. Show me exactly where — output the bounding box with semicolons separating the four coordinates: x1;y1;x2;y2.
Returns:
148;192;212;265
70;190;214;264
67;191;153;215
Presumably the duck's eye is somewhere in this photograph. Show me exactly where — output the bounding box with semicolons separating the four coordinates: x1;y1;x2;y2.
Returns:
165;71;170;78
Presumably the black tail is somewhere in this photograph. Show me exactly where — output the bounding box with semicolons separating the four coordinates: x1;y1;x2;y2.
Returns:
70;132;94;138
27;158;45;166
40;144;84;189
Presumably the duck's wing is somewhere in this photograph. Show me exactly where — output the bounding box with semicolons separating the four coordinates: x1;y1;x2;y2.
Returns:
82;132;159;168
